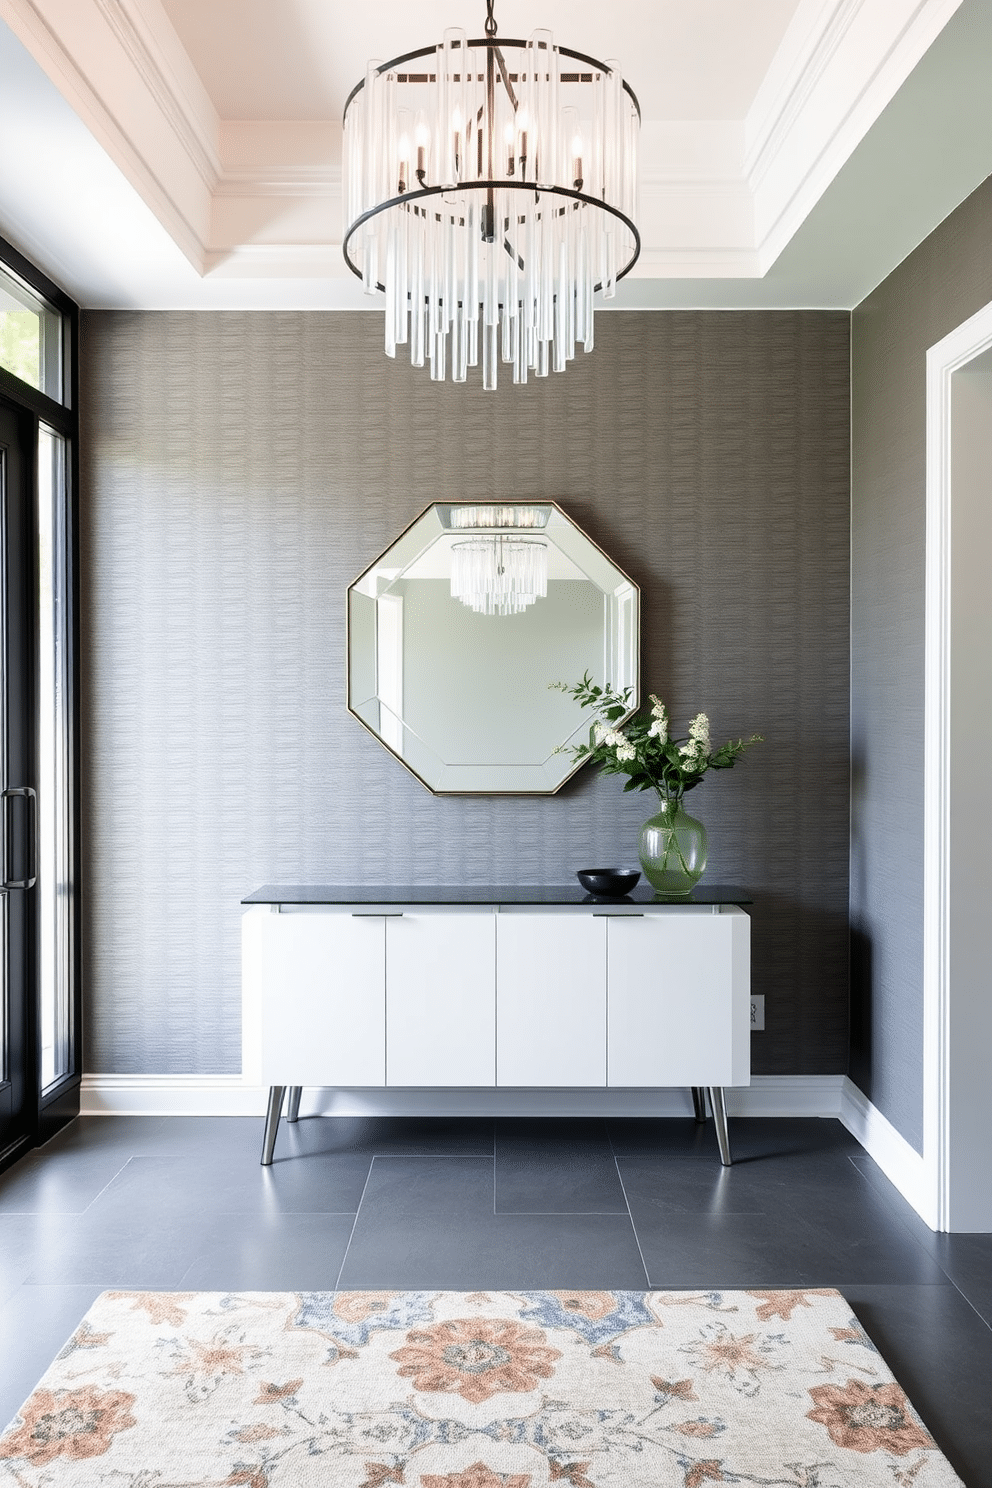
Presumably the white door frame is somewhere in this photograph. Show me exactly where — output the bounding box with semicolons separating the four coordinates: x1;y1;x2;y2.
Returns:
924;295;992;1230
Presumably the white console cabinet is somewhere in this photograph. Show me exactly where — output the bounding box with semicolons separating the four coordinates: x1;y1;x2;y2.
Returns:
242;887;751;1165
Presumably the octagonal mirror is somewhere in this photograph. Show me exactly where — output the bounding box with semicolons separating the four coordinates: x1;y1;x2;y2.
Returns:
347;501;639;794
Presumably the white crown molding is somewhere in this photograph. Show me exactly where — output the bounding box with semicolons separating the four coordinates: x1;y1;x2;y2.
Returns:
746;0;966;271
202;244;349;280
92;0;220;189
631;247;762;280
745;0;863;187
0;0;218;269
214;167;341;201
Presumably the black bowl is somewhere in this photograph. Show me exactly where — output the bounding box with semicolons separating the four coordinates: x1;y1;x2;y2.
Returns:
576;868;641;897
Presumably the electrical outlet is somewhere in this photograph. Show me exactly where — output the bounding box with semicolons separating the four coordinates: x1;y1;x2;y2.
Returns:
750;995;765;1031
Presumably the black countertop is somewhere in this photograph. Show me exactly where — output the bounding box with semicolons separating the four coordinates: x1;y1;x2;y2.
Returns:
242;884;752;907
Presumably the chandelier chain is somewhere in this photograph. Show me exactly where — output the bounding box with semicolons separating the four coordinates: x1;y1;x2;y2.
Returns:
485;0;497;38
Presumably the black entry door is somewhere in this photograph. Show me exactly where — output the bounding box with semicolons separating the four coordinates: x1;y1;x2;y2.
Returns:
0;399;37;1163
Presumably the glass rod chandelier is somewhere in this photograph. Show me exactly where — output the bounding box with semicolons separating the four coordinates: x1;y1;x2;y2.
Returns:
342;0;640;389
447;505;549;617
450;535;548;616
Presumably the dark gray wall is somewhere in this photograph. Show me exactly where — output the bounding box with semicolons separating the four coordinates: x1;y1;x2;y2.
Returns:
851;174;992;1150
79;309;850;1076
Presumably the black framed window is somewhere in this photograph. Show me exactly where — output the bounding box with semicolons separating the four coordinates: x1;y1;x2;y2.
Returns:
0;234;79;1171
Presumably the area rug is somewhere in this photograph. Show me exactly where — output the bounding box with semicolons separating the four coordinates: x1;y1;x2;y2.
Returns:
0;1289;962;1486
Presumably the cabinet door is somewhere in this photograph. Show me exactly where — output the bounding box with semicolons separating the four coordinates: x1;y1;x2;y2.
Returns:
497;913;607;1086
607;909;750;1087
386;913;495;1086
251;910;386;1086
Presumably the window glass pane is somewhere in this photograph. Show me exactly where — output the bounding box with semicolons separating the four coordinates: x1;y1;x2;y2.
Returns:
0;266;62;402
38;424;72;1091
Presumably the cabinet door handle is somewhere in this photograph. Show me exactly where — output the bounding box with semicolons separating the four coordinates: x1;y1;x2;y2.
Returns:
592;912;644;917
351;912;404;917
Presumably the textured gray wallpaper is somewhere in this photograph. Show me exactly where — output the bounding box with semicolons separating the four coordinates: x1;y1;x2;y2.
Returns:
79;309;850;1076
850;175;992;1151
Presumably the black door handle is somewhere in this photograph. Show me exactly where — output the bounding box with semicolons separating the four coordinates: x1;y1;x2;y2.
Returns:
1;786;37;890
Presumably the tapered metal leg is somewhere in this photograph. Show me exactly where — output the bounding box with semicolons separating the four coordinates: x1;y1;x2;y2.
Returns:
261;1085;286;1166
286;1086;302;1123
708;1086;732;1166
691;1086;707;1123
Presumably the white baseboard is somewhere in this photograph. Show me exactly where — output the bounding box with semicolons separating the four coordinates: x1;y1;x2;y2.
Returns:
838;1077;933;1227
80;1073;847;1120
80;1075;270;1117
727;1075;845;1117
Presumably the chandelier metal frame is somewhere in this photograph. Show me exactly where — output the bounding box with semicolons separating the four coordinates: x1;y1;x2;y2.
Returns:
342;3;640;388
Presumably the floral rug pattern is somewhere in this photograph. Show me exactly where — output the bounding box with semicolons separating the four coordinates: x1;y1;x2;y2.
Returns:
0;1288;962;1486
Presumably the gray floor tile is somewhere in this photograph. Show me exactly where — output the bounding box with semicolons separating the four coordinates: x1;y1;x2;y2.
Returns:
844;1282;992;1488
617;1152;775;1216
338;1211;649;1290
36;1115;169;1152
48;1117;265;1161
608;1115;862;1163
606;1116;725;1158
178;1212;356;1290
496;1118;627;1213
934;1233;992;1328
0;1145;133;1217
24;1210;208;1288
0;1219;35;1309
628;1193;947;1288
0;1284;105;1434
497;1118;614;1150
349;1155;496;1218
276;1115;495;1157
848;1153;948;1251
632;1209;836;1287
495;1152;628;1214
116;1117;270;1157
852;1153;992;1324
87;1150;373;1218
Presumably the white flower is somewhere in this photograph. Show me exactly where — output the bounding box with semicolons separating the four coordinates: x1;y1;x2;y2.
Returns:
688;712;710;752
593;722;609;745
679;739;702;765
648;717;668;743
649;694;667;719
598;727;636;764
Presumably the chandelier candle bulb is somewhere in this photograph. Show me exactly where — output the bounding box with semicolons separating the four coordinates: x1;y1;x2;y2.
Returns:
415;119;429;183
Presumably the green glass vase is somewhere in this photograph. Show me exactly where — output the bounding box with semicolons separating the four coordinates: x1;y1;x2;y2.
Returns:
638;797;708;896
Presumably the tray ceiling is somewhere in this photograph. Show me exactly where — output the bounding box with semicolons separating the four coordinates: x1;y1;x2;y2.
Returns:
0;0;990;309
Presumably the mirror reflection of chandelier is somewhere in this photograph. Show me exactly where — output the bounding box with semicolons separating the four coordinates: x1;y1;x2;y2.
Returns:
451;534;548;617
342;0;640;389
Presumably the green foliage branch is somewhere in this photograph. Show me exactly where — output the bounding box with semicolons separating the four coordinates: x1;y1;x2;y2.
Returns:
552;672;762;806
